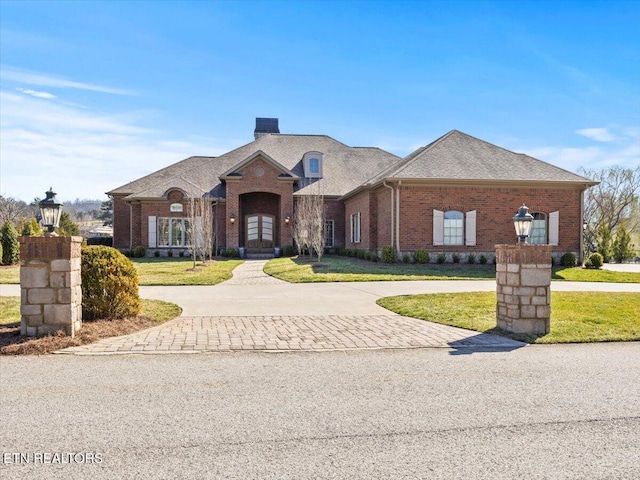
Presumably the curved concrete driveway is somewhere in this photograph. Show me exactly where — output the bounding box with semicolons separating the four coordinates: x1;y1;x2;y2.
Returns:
54;260;640;355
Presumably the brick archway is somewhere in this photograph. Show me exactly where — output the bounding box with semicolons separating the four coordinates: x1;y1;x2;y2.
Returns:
239;192;280;250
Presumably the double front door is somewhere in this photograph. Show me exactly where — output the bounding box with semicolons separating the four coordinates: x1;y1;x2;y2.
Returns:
245;214;274;251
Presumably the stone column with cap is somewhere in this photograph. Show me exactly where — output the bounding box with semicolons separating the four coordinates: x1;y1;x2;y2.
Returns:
495;244;552;336
19;236;83;337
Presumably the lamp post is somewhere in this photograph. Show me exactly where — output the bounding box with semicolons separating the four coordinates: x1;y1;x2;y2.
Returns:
512;203;534;244
39;188;63;236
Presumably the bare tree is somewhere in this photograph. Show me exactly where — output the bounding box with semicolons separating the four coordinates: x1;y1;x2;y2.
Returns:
187;197;199;268
0;195;31;226
198;197;214;264
580;166;640;255
293;183;326;262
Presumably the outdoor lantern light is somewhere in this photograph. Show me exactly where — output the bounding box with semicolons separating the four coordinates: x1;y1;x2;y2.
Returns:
512;203;534;244
39;187;63;236
583;218;588;231
284;215;290;224
229;214;236;224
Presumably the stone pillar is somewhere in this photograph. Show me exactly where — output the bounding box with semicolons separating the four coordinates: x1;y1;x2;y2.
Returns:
19;236;83;337
495;244;552;335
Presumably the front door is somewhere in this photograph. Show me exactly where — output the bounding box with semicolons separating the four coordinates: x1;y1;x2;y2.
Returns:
245;214;274;252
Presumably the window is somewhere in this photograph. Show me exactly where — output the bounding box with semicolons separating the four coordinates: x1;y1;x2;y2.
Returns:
350;212;361;243
170;203;183;213
309;158;320;175
157;218;191;247
303;151;323;178
325;220;334;248
443;211;464;245
433;210;476;246
529;212;547;245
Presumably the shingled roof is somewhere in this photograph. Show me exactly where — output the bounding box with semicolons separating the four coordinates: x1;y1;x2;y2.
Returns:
108;134;401;199
372;130;595;185
108;129;594;201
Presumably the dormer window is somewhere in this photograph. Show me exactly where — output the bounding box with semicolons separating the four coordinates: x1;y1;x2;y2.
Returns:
303;151;323;178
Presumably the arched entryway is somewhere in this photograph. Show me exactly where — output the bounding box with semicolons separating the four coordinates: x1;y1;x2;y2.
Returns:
239;192;280;253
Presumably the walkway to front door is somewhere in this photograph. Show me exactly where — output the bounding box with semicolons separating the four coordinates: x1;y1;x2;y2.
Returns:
58;261;526;355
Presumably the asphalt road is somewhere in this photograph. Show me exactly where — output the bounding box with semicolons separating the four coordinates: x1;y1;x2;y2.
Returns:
1;343;639;479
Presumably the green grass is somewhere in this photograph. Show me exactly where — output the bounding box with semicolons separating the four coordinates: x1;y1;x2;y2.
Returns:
131;257;243;285
0;266;19;284
0;257;243;286
553;266;640;283
0;297;181;326
265;256;640;283
0;297;21;326
264;256;496;282
377;291;640;343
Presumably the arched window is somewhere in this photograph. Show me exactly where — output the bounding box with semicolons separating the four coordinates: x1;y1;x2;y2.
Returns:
444;211;464;245
529;212;547;245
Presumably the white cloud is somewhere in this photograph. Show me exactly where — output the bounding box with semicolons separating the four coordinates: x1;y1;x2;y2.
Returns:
1;66;135;96
16;87;57;99
576;128;617;143
0;90;235;201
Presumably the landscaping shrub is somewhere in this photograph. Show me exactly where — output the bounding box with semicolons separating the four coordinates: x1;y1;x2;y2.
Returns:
479;255;488;265
178;250;184;257
414;249;430;264
81;246;141;321
154;250;160;257
586;252;604;269
381;245;397;264
357;249;366;260
613;223;635;263
560;252;577;267
467;253;476;264
224;247;238;258
283;245;296;257
402;253;411;263
133;245;146;258
1;220;20;266
437;253;446;264
86;237;113;246
167;250;173;257
452;252;461;264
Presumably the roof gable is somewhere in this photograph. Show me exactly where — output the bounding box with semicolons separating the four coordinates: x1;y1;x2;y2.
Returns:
219;150;299;180
384;130;594;184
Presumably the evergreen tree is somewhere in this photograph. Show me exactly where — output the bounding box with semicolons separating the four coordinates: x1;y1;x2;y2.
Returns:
0;220;20;265
31;218;42;236
612;223;635;263
21;219;34;236
596;223;612;263
58;212;80;236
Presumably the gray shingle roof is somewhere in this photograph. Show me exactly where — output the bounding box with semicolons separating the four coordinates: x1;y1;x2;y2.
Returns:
378;130;594;184
108;134;401;199
108;129;594;201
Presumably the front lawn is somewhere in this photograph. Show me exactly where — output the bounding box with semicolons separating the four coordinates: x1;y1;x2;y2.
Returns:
377;291;640;344
0;297;181;355
553;266;640;283
264;256;496;282
131;257;243;285
264;256;639;283
0;257;243;286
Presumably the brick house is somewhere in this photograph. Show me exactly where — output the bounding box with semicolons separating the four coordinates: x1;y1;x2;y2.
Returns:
109;118;595;261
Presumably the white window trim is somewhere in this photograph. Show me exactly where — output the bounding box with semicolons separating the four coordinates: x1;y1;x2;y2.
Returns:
443;210;464;246
303;151;323;179
157;217;193;247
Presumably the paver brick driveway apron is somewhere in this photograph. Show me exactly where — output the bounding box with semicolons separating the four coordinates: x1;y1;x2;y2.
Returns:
58;260;525;355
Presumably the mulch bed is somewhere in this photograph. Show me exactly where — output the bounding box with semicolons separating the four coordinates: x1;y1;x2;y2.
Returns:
0;317;159;355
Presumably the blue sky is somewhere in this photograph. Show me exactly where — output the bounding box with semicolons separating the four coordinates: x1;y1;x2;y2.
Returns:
1;0;638;202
